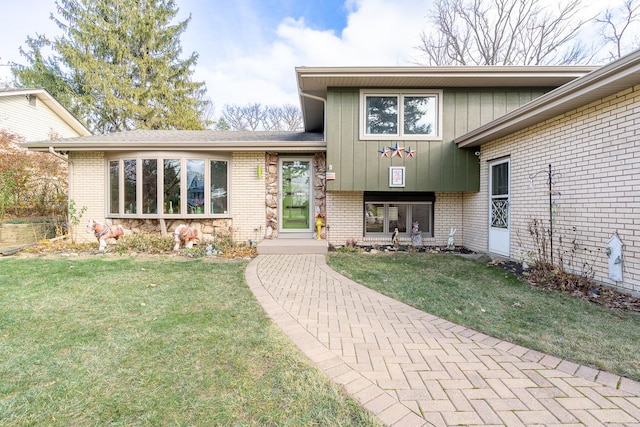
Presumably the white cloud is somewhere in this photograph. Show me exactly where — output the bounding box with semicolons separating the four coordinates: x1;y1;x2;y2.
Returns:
199;0;432;111
5;0;631;120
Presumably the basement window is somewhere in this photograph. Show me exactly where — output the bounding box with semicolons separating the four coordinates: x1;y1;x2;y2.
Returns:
364;192;435;237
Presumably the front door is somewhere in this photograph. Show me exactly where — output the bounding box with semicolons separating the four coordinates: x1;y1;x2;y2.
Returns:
279;158;313;235
488;158;510;256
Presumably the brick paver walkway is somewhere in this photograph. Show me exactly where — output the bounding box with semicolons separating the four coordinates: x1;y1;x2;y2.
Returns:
245;254;640;426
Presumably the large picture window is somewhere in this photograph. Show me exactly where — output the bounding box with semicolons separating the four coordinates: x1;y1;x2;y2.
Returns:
360;89;441;140
108;155;230;217
364;192;434;237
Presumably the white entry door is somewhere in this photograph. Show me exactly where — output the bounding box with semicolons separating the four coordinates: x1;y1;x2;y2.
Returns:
488;159;510;256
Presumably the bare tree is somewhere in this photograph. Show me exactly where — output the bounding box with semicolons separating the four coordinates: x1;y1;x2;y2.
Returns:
221;105;247;131
221;103;302;131
262;105;303;131
279;104;303;131
597;0;640;61
242;103;266;131
418;0;592;66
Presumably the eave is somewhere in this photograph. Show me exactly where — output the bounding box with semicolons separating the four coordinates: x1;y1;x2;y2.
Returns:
296;65;597;133
22;130;326;153
24;141;327;153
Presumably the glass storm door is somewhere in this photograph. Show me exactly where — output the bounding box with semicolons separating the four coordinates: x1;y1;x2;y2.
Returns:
489;159;510;256
279;159;312;232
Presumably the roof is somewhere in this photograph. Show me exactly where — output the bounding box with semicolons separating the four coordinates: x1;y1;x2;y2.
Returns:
23;129;326;152
0;88;91;137
296;65;597;132
454;50;640;147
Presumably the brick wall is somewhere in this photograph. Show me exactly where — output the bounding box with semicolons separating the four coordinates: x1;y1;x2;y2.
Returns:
231;152;266;243
69;152;106;243
464;85;640;294
435;192;463;247
326;191;363;245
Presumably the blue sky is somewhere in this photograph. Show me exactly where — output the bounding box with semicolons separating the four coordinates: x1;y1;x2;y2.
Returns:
0;0;621;115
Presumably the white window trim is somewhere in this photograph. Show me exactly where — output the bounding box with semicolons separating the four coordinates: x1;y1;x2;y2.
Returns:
359;89;443;141
106;153;232;219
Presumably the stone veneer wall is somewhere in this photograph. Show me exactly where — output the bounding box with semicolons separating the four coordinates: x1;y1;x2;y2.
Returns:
265;153;278;238
264;152;326;239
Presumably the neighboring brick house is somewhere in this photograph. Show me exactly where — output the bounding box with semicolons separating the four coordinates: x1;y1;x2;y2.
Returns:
23;52;640;293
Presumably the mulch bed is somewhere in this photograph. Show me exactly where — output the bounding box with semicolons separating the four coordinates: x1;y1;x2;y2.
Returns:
489;258;640;313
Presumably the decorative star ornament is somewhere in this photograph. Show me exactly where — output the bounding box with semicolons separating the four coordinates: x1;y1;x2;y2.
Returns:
378;147;389;158
389;142;405;158
404;147;416;158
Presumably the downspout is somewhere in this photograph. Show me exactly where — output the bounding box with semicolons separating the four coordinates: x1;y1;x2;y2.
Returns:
298;90;328;239
49;147;73;239
297;90;327;139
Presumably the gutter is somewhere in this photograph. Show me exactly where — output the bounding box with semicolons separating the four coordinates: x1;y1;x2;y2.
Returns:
49;146;70;163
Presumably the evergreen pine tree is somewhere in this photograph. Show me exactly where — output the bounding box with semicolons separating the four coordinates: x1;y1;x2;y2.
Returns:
14;0;209;133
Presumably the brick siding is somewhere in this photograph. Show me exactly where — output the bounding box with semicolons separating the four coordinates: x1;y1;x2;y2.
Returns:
231;152;266;242
68;152;106;243
465;85;640;294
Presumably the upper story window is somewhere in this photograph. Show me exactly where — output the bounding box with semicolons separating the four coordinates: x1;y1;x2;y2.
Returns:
108;154;230;218
360;89;442;140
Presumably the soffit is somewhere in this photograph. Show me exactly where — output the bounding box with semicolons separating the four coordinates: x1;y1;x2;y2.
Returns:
296;66;597;96
296;66;597;132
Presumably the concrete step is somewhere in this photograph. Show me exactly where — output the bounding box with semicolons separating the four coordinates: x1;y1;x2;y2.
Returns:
257;239;328;255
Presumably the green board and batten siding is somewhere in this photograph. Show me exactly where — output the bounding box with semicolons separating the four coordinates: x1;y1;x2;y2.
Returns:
326;88;549;193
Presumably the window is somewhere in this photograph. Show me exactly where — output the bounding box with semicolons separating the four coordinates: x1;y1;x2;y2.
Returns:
364;192;435;237
360;90;441;140
108;155;230;217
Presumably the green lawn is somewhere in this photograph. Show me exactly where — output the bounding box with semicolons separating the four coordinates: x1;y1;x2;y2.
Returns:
0;257;380;426
327;251;640;382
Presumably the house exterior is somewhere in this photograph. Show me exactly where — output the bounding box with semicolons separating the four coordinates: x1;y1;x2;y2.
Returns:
295;65;594;250
455;50;640;296
23;52;640;294
0;88;91;141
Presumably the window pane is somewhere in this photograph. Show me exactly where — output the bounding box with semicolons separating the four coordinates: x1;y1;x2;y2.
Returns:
365;203;385;233
187;159;205;214
404;96;436;135
492;162;509;196
388;203;408;233
124;159;136;214
164;159;180;214
411;204;432;234
210;160;228;214
109;161;119;214
366;96;398;135
142;159;157;214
